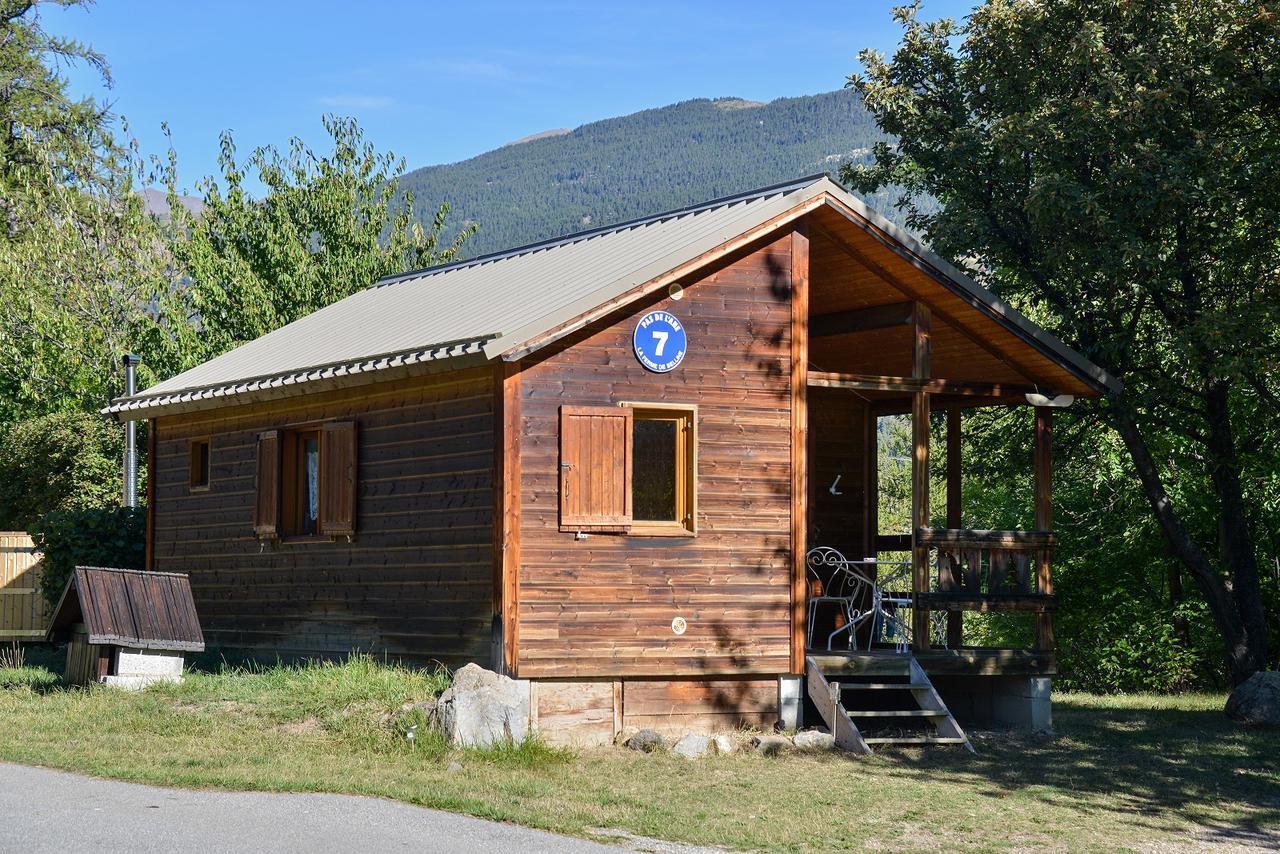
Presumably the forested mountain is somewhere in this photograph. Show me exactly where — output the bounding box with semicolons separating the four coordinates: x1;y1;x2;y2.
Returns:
400;89;913;258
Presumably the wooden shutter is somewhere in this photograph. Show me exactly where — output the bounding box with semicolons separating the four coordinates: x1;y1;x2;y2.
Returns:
254;430;280;539
320;421;357;537
559;405;632;531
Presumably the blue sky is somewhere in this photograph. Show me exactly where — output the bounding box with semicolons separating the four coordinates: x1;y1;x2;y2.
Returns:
49;1;974;192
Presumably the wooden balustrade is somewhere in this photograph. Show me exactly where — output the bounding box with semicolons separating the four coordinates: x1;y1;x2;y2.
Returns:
913;528;1057;651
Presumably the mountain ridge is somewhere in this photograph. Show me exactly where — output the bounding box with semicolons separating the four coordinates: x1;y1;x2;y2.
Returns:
400;88;907;258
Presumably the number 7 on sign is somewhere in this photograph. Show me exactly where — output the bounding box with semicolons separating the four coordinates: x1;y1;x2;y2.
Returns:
651;330;668;356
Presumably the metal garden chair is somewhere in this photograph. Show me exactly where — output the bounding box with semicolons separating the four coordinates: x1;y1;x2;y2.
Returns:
805;547;875;651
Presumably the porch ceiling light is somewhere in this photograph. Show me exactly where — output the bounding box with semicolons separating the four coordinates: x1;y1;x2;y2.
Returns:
1025;391;1075;408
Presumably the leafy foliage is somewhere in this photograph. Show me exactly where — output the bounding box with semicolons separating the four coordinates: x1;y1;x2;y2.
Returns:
0;411;129;530
30;506;145;606
848;0;1280;683
0;1;176;423
152;116;474;377
399;90;930;258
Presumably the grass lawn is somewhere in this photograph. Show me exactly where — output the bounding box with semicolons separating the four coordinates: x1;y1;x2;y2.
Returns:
0;650;1276;852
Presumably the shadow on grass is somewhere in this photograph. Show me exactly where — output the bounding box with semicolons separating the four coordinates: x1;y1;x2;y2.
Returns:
862;695;1280;845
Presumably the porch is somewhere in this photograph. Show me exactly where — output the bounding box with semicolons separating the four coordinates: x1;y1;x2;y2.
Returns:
795;211;1072;741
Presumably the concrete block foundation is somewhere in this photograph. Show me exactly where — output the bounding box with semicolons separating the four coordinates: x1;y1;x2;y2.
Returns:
931;676;1053;732
101;647;186;690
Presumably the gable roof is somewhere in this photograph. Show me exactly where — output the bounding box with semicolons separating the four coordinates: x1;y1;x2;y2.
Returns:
47;566;205;652
105;175;1118;418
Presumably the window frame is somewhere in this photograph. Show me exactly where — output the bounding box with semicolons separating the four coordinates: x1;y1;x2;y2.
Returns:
188;437;211;492
621;402;697;537
280;425;324;541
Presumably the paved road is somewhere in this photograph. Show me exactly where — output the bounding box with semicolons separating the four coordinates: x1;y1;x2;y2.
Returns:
0;762;622;853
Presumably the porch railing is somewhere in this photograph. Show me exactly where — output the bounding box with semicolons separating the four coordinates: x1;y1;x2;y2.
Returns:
913;528;1056;652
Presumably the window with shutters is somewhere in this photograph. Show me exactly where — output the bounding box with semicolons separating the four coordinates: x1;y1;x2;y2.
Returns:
558;404;696;536
255;422;357;541
282;428;322;537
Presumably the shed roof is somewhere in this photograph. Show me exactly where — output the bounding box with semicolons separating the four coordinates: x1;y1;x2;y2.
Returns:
47;567;205;652
105;175;1119;418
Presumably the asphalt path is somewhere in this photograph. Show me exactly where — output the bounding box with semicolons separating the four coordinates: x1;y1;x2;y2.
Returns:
0;761;625;853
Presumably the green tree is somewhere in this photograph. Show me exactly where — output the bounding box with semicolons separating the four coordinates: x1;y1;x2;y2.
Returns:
0;410;127;529
846;0;1279;684
153;116;475;377
0;0;176;422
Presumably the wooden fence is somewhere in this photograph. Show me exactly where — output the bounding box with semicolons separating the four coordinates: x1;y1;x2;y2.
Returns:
0;532;45;640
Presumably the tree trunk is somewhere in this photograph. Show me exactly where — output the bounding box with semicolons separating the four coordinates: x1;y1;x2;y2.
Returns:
1201;380;1269;681
1109;401;1265;685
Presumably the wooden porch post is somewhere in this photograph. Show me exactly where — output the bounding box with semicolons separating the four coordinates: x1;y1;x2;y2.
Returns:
1034;406;1054;652
790;221;810;671
911;303;932;651
945;406;963;648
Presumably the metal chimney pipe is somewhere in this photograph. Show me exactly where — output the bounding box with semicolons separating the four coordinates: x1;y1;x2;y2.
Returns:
122;354;141;508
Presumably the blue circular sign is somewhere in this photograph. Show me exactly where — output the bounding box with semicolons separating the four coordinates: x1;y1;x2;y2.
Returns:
633;310;687;373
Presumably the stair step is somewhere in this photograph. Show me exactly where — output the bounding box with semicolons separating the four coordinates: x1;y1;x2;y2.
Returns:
840;682;931;691
863;736;969;745
847;709;946;718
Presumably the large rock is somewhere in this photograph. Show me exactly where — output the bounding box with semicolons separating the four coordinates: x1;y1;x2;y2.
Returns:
672;733;710;760
435;663;530;747
793;729;836;751
712;733;739;755
1226;672;1280;726
625;729;665;753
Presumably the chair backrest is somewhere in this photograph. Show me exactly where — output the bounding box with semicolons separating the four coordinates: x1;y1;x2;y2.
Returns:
806;547;872;600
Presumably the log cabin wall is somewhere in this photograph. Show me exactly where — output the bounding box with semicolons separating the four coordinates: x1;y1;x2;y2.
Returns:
151;366;495;664
515;232;796;681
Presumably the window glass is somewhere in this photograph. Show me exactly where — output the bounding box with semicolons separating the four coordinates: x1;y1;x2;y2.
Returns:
191;440;210;488
301;433;320;535
633;418;678;522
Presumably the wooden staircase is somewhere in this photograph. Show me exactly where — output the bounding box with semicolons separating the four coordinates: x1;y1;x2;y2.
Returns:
805;653;974;754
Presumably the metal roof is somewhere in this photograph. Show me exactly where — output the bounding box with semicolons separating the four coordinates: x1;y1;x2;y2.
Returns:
47;567;206;652
105;174;1118;418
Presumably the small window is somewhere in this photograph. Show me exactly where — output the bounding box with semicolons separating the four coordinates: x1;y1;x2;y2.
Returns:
630;407;695;535
189;439;210;490
282;428;322;537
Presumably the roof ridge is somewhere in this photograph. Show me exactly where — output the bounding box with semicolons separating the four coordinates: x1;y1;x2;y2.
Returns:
76;566;191;579
372;173;831;289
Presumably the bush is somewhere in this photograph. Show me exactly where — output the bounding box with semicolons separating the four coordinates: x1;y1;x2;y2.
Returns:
0;411;131;530
30;506;145;606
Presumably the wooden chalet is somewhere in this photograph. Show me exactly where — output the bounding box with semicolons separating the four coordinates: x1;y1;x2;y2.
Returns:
106;176;1118;745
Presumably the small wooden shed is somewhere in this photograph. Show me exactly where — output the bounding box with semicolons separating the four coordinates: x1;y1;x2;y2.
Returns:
47;566;204;687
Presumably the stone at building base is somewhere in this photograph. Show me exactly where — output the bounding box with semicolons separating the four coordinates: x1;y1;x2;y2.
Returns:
672;733;710;759
436;663;531;747
793;729;836;751
101;647;186;691
1225;672;1280;726
750;734;793;755
932;676;1053;732
625;729;665;752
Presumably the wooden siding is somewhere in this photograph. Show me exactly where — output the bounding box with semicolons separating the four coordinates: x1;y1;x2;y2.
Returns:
516;234;796;679
621;678;777;735
151;367;495;664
